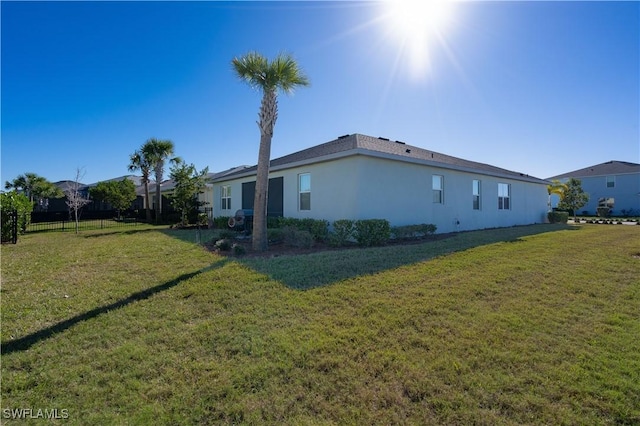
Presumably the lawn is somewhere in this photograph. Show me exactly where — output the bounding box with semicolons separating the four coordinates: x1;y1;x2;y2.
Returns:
1;224;639;424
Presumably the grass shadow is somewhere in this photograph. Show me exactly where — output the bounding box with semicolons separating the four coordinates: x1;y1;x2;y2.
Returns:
238;224;577;290
159;227;222;246
1;259;229;355
81;226;163;238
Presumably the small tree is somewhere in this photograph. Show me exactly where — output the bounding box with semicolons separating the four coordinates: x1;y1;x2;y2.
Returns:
128;149;153;221
169;160;209;227
547;179;568;212
143;138;179;222
64;168;92;234
557;177;589;221
89;179;137;220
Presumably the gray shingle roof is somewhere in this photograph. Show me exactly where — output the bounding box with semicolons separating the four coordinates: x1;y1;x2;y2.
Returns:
547;161;640;180
214;133;548;184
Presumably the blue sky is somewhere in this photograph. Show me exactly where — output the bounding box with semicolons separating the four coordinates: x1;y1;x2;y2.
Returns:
2;1;638;185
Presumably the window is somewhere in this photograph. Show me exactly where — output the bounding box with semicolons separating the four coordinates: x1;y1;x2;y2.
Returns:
606;176;615;188
432;175;444;204
221;185;231;210
299;173;311;210
473;179;481;210
498;183;510;210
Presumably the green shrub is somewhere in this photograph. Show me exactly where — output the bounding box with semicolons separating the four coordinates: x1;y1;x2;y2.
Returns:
218;229;236;240
270;217;329;242
548;211;569;224
213;216;231;229
197;213;209;226
282;226;314;249
267;228;284;244
215;239;232;251
329;219;355;247
354;219;391;246
232;243;246;256
1;191;33;238
391;224;437;240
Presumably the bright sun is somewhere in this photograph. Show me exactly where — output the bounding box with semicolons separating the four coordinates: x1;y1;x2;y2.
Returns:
380;0;456;78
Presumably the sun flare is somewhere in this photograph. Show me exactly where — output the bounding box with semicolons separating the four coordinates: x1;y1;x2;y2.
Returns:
380;0;456;77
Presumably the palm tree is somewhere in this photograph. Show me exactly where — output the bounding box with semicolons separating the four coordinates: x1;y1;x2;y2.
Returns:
128;149;153;221
143;138;178;222
232;51;309;251
4;172;62;208
547;179;568;212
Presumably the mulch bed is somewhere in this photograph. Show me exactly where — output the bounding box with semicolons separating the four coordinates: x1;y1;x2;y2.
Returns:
206;233;455;259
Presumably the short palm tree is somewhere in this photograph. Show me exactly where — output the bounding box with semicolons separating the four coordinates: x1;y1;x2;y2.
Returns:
232;51;309;251
547;179;568;211
143;138;178;222
128;149;153;221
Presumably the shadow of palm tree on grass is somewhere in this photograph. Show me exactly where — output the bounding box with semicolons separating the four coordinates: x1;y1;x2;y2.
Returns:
81;227;162;238
1;260;229;355
239;224;577;290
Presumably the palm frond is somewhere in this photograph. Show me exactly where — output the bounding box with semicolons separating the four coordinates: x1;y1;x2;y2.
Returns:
232;51;309;94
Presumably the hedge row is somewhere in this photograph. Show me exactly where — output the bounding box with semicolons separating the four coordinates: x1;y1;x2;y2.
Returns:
217;215;438;248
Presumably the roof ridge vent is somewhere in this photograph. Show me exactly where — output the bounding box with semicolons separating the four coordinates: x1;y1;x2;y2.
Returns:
337;134;350;139
395;140;405;145
378;137;390;141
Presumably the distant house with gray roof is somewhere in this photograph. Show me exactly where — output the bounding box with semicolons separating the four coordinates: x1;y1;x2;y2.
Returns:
209;133;550;233
548;161;640;216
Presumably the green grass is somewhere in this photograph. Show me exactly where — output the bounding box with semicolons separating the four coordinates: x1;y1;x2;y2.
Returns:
2;224;639;424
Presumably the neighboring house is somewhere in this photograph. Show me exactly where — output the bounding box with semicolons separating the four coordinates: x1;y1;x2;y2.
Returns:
547;161;640;216
47;175;145;213
209;133;550;234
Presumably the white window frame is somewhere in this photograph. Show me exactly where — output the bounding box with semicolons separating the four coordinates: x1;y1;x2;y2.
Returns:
432;175;444;204
299;173;311;211
221;185;231;211
473;179;481;210
498;183;510;210
606;176;615;188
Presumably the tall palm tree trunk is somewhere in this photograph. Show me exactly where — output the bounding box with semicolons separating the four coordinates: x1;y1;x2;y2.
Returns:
144;181;151;222
252;133;272;251
155;165;163;223
252;89;278;251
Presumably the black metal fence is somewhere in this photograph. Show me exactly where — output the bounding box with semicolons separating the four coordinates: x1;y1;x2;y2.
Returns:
27;217;140;233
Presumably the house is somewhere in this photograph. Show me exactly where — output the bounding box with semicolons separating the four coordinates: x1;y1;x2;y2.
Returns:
547;161;640;216
209;133;550;234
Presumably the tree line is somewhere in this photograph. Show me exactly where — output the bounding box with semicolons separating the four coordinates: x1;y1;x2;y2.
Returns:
2;138;210;233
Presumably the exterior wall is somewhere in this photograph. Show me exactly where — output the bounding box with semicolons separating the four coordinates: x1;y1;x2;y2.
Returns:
556;173;640;216
349;156;548;233
212;155;549;233
198;184;215;218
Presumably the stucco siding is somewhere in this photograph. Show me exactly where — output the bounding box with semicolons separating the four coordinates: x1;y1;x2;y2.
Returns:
352;156;547;232
212;154;548;233
579;174;640;215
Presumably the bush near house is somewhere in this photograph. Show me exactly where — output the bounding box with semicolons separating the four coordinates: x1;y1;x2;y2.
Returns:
329;219;355;247
548;211;569;224
213;216;231;229
269;217;329;242
281;226;314;248
354;219;391;246
391;224;437;240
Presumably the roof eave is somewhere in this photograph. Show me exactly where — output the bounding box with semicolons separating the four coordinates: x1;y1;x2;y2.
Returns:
212;148;548;185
